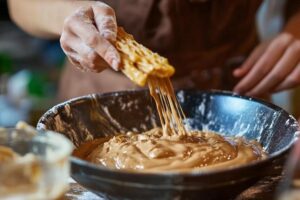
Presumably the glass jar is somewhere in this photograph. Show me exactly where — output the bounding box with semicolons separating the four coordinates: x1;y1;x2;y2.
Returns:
0;127;73;200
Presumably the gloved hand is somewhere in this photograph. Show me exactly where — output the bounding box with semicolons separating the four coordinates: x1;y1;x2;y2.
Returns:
60;2;120;72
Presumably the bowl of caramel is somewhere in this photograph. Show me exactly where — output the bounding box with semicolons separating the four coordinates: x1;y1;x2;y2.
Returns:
37;90;299;200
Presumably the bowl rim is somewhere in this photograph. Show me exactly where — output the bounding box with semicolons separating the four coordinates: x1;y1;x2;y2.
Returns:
37;89;300;178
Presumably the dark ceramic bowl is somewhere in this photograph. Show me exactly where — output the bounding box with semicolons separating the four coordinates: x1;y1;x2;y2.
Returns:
37;90;300;200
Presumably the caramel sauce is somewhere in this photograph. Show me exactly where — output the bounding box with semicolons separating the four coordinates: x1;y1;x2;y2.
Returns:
148;77;186;136
75;128;266;173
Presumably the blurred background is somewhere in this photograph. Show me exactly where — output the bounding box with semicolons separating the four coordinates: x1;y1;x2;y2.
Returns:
0;0;299;127
0;0;65;127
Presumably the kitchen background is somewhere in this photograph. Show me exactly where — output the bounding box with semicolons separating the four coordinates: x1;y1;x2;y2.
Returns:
0;0;65;126
0;0;299;127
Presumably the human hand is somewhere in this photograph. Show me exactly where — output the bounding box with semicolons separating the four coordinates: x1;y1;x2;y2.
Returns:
60;2;120;72
233;33;300;97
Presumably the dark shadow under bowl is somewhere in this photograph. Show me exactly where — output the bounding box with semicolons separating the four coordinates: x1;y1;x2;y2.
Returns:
37;90;299;200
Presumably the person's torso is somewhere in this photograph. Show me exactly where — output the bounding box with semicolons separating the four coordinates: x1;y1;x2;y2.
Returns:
59;0;263;100
102;0;262;89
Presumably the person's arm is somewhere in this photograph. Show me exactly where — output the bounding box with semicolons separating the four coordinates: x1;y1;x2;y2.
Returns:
8;0;120;72
233;8;300;97
8;0;91;39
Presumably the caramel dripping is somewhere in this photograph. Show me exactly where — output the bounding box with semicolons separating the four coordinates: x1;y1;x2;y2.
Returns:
148;77;186;136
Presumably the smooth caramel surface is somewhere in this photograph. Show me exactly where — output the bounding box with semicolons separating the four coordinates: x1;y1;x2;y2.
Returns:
76;128;266;173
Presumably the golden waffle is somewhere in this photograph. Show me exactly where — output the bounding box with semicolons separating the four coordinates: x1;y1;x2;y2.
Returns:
115;27;175;86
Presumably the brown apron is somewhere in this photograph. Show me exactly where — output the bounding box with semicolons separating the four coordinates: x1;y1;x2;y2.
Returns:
58;0;262;101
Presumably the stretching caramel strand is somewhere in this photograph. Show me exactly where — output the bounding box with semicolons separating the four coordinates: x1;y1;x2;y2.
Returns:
148;77;186;136
115;27;186;135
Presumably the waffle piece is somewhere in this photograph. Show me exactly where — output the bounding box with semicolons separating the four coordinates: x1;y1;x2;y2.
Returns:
115;27;175;86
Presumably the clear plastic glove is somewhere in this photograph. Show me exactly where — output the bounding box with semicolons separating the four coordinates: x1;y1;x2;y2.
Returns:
233;33;300;97
60;2;120;72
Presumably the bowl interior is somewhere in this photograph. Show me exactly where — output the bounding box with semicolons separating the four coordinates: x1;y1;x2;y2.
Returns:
38;90;299;156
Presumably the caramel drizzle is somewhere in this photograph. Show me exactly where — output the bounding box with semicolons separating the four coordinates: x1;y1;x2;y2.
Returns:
148;77;186;136
115;27;186;136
